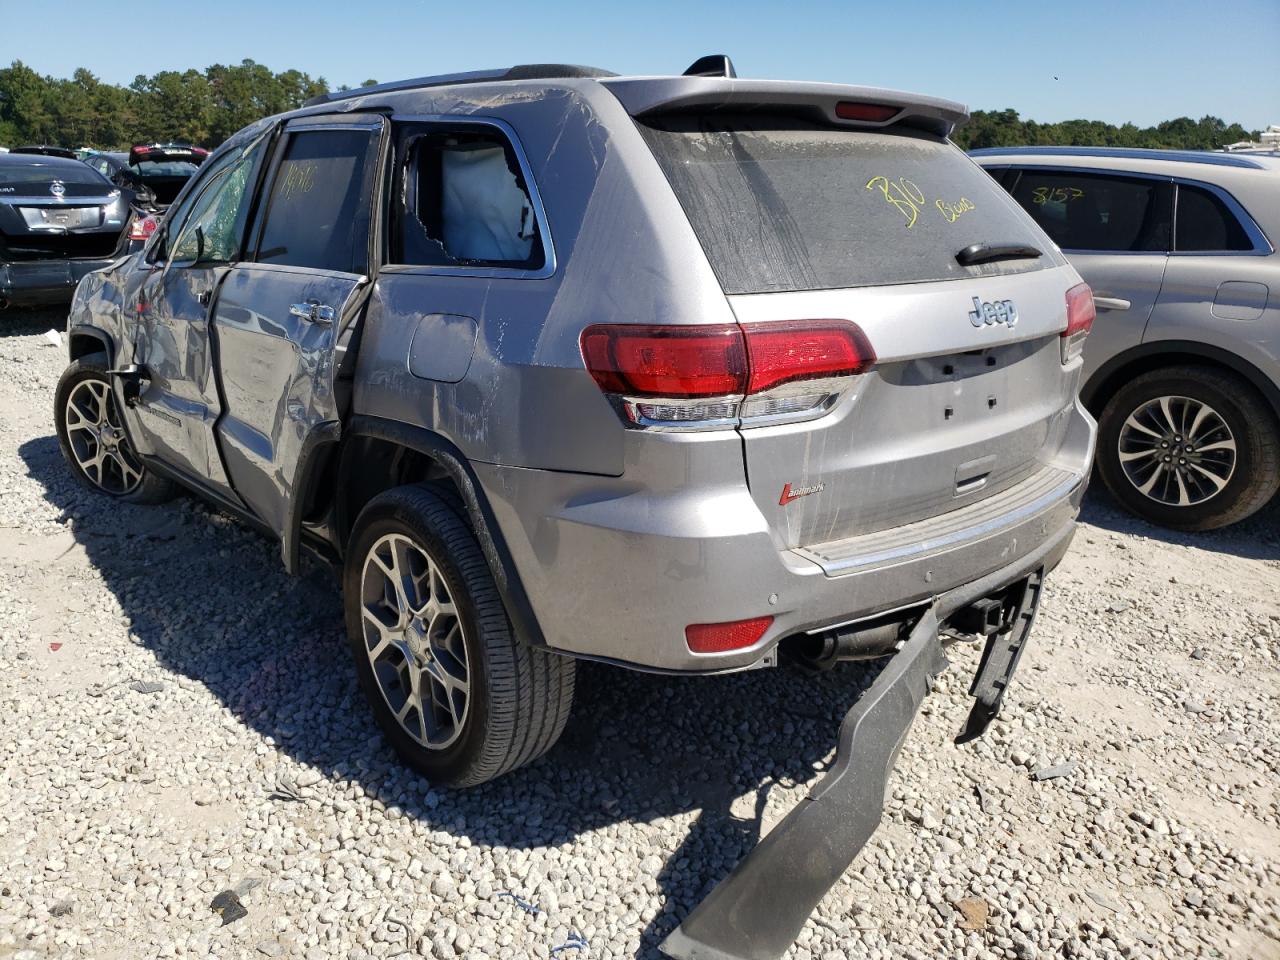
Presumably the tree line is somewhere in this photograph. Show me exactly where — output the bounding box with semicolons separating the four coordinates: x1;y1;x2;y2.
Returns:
952;108;1258;151
0;59;1261;154
0;59;376;150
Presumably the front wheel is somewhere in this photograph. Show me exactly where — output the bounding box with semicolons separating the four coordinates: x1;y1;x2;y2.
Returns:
1096;365;1280;531
343;485;575;787
54;355;176;504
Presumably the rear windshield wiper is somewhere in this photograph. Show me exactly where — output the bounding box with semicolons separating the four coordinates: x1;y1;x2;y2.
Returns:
956;242;1043;267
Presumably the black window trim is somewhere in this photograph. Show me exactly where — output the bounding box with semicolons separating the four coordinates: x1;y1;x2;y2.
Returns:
1171;177;1272;257
999;164;1273;258
245;115;388;279
1003;165;1175;257
378;113;557;281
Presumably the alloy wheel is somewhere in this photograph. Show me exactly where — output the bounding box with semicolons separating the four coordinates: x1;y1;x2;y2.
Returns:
63;378;144;496
359;533;470;750
1117;395;1236;507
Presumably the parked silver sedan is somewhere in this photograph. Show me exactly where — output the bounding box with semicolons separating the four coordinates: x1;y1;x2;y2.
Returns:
974;147;1280;530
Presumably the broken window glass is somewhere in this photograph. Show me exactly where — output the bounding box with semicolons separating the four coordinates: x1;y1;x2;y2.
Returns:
394;129;543;270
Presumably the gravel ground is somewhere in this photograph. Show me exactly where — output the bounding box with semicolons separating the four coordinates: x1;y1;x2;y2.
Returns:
0;306;1277;960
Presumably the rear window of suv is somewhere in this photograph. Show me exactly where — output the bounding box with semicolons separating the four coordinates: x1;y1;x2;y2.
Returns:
638;115;1049;294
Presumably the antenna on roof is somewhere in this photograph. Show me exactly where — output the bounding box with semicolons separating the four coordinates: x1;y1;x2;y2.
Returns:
682;55;737;78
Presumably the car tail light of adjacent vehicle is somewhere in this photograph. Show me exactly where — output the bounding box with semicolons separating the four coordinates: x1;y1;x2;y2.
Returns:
685;616;774;654
580;320;876;430
127;215;159;242
1061;282;1095;364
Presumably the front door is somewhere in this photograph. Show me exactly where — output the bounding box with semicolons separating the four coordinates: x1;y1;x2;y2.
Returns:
212;116;385;537
117;133;272;499
1004;167;1174;385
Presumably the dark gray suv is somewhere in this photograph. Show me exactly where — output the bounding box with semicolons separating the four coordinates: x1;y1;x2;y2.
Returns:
975;147;1280;530
56;61;1096;959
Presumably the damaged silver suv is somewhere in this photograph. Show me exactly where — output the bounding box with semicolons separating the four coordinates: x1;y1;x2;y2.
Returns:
56;58;1096;960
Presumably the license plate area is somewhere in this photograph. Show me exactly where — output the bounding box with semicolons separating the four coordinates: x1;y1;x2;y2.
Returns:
19;206;103;230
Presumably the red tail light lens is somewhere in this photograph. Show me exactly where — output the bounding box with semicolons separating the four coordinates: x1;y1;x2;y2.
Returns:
127;216;158;242
743;320;876;393
581;321;876;429
835;102;900;123
686;616;774;654
1061;282;1095;363
580;321;874;397
580;323;746;398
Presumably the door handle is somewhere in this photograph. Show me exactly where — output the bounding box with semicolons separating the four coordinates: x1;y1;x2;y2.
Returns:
289;300;335;325
1093;296;1131;311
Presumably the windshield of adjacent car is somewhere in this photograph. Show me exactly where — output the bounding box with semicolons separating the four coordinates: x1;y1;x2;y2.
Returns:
0;160;112;188
639;114;1052;294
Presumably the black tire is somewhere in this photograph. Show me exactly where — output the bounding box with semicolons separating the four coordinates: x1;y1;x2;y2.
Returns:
1096;364;1280;531
54;355;176;505
343;484;575;787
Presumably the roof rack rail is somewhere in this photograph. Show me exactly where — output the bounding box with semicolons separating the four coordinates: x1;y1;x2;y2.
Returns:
303;64;618;107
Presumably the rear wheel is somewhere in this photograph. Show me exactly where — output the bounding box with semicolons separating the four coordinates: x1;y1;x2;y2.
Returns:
54;356;175;504
343;484;575;787
1096;365;1280;531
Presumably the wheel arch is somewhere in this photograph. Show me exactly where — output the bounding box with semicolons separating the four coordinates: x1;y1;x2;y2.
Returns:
334;416;548;649
67;325;115;365
1082;341;1280;424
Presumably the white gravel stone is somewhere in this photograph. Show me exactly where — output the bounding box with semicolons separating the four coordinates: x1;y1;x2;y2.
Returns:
0;307;1276;960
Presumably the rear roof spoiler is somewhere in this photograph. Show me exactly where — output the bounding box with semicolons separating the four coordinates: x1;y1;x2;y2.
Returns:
601;77;968;138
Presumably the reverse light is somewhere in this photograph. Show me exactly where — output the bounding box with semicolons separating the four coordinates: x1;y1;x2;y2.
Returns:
127;215;159;242
580;320;876;430
686;616;774;654
835;101;900;123
1061;282;1095;364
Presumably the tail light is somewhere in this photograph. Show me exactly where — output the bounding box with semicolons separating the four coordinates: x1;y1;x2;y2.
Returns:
580;320;875;430
686;616;774;654
128;215;158;242
1061;282;1095;364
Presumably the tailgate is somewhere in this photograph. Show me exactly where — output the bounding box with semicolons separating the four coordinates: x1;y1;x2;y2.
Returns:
733;267;1079;548
636;110;1081;551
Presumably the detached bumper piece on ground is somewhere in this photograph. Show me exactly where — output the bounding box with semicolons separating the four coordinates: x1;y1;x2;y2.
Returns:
661;568;1044;960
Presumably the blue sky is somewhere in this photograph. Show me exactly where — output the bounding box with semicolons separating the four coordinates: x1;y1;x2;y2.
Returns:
3;0;1277;130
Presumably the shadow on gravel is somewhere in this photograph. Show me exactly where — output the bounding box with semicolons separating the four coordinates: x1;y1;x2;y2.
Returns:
1080;485;1280;562
19;430;879;958
0;305;69;338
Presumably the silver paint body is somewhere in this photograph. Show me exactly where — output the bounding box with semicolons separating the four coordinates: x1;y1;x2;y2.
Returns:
972;149;1280;415
66;76;1095;672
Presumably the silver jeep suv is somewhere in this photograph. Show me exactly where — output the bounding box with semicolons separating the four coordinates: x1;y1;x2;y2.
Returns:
974;147;1280;530
56;60;1095;959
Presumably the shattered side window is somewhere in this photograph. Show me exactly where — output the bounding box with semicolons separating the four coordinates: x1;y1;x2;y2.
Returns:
392;128;544;270
170;140;266;265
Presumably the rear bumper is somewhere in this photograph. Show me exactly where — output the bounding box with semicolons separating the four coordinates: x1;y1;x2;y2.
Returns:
475;398;1095;671
0;257;116;306
661;607;948;960
661;558;1048;960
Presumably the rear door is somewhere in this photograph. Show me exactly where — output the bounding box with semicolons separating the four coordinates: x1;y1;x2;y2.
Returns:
640;117;1082;549
212;115;385;538
1148;178;1273;341
1003;167;1173;386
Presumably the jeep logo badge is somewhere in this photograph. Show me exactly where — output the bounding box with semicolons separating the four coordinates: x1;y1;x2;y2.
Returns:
968;296;1018;329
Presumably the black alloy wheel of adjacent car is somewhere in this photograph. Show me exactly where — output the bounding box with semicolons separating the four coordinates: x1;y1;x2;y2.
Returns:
1097;364;1280;531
